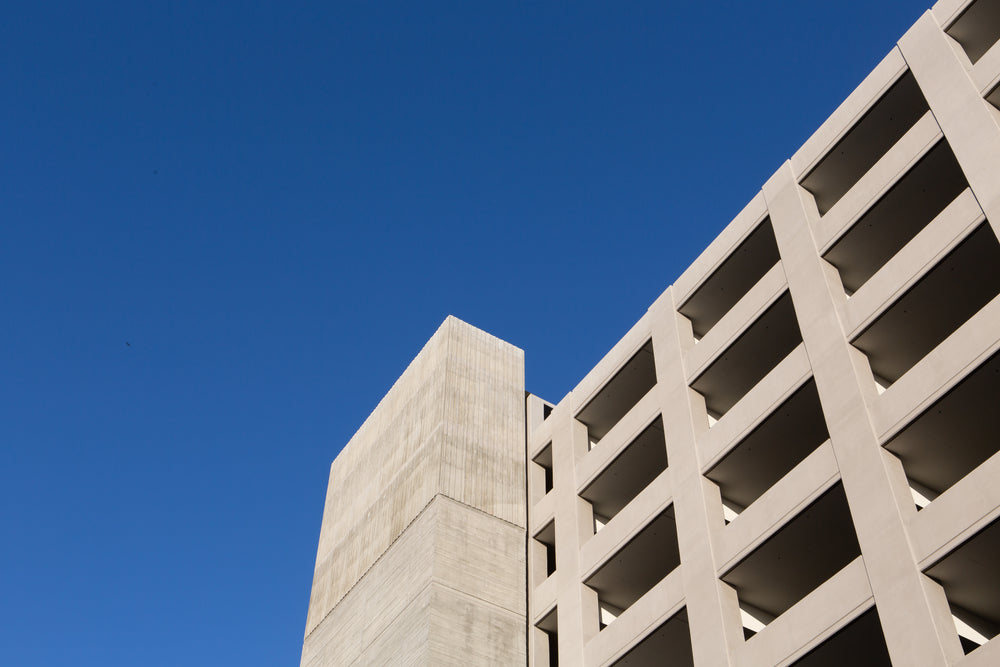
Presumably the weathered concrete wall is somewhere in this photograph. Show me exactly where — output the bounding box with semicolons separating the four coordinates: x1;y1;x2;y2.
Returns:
302;316;526;665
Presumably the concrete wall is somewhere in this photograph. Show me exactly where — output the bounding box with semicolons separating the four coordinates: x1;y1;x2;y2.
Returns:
302;316;526;665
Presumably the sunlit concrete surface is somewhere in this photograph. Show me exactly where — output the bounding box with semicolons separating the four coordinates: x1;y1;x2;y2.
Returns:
302;317;526;666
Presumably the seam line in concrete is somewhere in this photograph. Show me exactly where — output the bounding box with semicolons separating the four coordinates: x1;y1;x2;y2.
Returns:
303;491;524;643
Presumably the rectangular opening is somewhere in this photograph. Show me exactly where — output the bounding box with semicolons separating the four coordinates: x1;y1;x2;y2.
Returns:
532;441;554;499
612;607;693;667
791;608;892;665
706;380;829;519
535;607;559;667
533;520;557;581
576;341;657;446
678;218;780;338
823;140;968;294
852;223;1000;386
884;349;1000;502
690;292;802;419
580;417;667;531
585;507;681;625
925;517;1000;654
801;72;929;216
946;0;1000;64
722;483;861;632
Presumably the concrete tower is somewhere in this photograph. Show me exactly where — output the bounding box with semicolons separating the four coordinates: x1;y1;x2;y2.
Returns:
301;317;527;666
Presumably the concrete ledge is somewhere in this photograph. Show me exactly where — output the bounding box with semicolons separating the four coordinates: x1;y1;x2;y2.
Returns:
673;193;770;309
791;49;909;179
956;633;1000;667
699;346;812;471
735;558;873;667
583;568;685;667
933;0;971;29
873;293;1000;440
530;574;559;626
684;263;788;380
529;490;556;538
575;388;661;494
844;188;984;336
814;112;942;252
973;38;1000;93
912;449;1000;568
569;314;654;417
579;470;673;580
715;442;840;574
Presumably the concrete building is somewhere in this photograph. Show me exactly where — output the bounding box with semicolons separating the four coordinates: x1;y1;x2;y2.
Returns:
303;1;1000;664
301;318;528;665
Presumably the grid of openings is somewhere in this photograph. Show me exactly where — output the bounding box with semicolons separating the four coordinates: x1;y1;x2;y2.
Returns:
526;3;1000;664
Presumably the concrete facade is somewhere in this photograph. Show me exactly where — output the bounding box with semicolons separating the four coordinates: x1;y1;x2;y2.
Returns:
302;316;526;666
304;1;1000;664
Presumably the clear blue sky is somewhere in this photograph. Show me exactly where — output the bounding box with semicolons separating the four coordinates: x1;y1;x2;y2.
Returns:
2;2;930;664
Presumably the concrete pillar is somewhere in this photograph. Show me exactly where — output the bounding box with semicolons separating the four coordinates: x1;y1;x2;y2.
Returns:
548;410;600;665
900;11;1000;240
649;292;743;667
762;163;963;666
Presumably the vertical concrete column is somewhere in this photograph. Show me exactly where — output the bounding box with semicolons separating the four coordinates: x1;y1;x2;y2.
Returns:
649;291;743;667
548;409;599;665
900;12;1000;238
762;164;962;666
